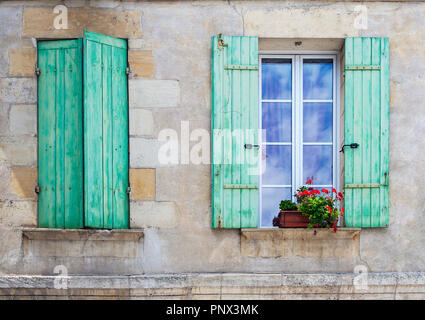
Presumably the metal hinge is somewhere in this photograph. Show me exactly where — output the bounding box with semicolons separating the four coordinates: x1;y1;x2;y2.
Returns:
126;186;132;194
218;216;222;228
35;185;41;194
224;65;258;71
345;65;380;71
126;67;130;75
35;66;40;76
217;33;228;50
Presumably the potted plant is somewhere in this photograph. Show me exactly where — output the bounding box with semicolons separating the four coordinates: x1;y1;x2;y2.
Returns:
272;199;310;228
295;179;344;232
272;179;345;231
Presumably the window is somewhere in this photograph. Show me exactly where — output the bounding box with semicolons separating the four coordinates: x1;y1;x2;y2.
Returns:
37;31;129;229
259;55;338;228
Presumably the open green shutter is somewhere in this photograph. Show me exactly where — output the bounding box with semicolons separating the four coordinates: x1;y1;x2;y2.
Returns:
211;35;259;228
344;37;389;227
84;30;129;229
38;39;84;229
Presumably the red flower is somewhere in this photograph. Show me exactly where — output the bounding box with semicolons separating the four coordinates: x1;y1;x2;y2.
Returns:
332;225;338;233
326;206;333;213
302;190;309;196
306;179;312;185
338;192;344;200
342;207;345;213
297;191;302;197
332;188;337;193
322;189;329;194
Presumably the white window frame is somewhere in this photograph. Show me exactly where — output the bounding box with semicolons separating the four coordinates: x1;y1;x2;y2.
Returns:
258;52;340;228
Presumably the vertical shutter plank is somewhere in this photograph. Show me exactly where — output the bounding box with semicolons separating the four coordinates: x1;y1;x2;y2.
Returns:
344;37;354;227
38;49;57;228
361;37;372;227
380;38;390;227
112;45;129;229
84;39;103;228
370;38;381;228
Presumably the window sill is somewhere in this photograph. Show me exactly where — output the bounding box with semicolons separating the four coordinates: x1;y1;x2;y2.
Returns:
241;228;360;258
22;228;143;242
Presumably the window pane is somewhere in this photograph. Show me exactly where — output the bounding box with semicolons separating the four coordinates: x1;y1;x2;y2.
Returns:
262;59;292;100
262;102;291;143
262;145;291;185
303;145;333;185
303;59;333;100
261;187;292;227
303;102;333;143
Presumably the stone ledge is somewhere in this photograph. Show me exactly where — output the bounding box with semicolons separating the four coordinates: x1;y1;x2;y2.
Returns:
0;273;424;300
241;228;361;258
22;228;144;242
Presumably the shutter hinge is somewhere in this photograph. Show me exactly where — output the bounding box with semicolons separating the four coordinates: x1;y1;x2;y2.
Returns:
126;67;130;75
126;186;132;194
218;216;222;228
35;184;41;194
35;65;40;76
217;33;228;50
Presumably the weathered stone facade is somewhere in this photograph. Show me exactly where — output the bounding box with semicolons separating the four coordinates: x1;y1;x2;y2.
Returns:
1;0;425;299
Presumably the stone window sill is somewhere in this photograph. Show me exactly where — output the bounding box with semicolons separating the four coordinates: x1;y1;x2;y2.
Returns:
241;228;361;258
22;228;143;242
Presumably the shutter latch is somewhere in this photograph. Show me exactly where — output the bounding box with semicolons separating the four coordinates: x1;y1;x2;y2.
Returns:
126;186;132;194
35;185;41;194
217;34;228;50
339;143;359;153
125;67;130;75
35;65;40;76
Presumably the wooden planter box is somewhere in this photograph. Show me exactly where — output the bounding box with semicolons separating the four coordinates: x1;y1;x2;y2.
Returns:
273;210;310;228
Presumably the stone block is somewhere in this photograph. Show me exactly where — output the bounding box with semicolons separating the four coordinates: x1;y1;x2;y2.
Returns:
10;167;37;200
129;79;180;108
8;48;36;77
130;201;177;228
22;8;142;38
129;109;154;136
128;50;154;78
129;138;160;168
129;168;155;200
9;104;37;136
0;78;36;104
0;200;37;227
0;137;37;166
241;228;361;258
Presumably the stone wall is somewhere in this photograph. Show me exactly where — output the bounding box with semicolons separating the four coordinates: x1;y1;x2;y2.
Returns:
1;0;425;277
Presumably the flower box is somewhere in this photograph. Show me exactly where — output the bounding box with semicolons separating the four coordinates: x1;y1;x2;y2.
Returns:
273;210;310;228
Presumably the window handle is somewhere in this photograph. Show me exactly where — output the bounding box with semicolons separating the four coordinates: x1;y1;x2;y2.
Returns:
244;144;260;149
340;143;359;153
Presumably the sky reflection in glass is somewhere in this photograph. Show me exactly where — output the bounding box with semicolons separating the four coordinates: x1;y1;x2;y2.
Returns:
261;187;292;227
262;145;291;185
303;59;333;100
303;103;333;143
303;145;333;185
262;59;292;100
262;102;292;143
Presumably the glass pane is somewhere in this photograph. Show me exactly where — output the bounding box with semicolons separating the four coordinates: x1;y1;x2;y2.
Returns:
303;145;333;185
303;103;333;143
303;59;333;100
262;102;291;143
262;58;292;100
261;187;292;227
262;145;291;185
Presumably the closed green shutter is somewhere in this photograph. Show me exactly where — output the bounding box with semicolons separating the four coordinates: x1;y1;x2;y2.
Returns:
344;37;389;227
38;39;84;229
84;30;129;229
211;35;259;228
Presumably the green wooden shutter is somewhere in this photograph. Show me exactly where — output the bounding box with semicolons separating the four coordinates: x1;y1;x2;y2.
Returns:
344;37;389;227
84;30;129;229
211;35;259;228
38;39;84;229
